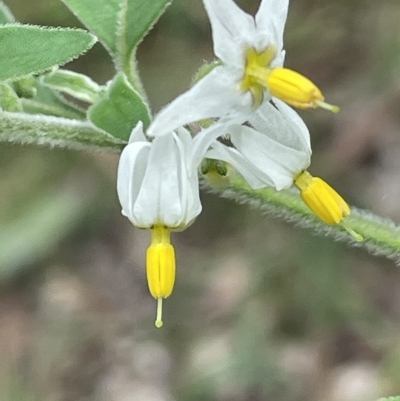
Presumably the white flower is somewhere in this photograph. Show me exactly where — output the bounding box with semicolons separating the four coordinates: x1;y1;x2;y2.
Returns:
203;99;360;240
117;121;203;328
117;122;202;229
147;0;337;138
206;98;311;190
116;120;234;327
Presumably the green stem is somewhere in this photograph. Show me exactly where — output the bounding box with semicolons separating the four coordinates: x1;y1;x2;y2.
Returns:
205;177;400;263
21;98;85;120
0;110;126;152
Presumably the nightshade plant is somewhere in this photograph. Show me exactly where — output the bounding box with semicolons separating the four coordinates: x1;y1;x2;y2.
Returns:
1;0;400;335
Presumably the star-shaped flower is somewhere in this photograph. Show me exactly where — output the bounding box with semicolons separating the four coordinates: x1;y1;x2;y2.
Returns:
148;0;338;138
206;99;312;191
203;99;361;240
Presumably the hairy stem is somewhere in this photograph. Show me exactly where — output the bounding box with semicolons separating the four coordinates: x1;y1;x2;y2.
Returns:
0;110;126;152
205;177;400;264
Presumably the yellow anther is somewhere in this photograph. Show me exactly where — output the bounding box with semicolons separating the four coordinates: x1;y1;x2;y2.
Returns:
241;47;339;112
146;225;176;328
267;68;339;112
294;171;350;225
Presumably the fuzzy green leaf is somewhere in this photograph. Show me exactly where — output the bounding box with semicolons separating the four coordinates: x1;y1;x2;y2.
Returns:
117;0;171;69
61;0;171;91
0;82;21;112
13;76;38;98
0;110;126;152
21;84;86;120
41;70;104;103
60;0;120;55
88;72;151;140
0;24;97;82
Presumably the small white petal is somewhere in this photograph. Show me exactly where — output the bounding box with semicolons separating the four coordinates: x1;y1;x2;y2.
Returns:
117;141;151;225
206;143;268;189
228;125;309;190
147;67;249;138
202;0;256;67
189;115;246;172
271;49;285;69
185;170;202;224
128;121;146;144
173;131;202;225
134;134;183;227
271;98;311;149
255;0;289;56
175;127;193;153
249;99;311;153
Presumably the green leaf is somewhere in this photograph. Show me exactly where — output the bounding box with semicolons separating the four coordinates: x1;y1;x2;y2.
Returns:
117;0;171;73
0;1;15;24
21;84;86;120
60;0;120;55
0;110;126;152
88;73;151;140
61;0;172;90
12;76;38;98
0;24;97;82
41;69;104;103
0;83;21;112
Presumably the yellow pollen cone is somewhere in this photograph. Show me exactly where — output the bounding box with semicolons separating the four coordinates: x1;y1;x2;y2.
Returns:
267;68;339;112
146;226;176;328
294;171;350;225
241;46;339;112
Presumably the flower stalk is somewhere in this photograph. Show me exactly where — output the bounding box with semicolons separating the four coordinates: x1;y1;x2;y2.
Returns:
206;176;400;264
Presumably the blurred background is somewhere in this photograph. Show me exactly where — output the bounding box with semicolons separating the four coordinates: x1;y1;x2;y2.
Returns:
1;0;400;400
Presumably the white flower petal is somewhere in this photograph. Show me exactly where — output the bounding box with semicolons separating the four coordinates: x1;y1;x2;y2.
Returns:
117;141;151;225
147;67;249;137
271;49;285;69
172;131;189;221
249;99;311;153
271;98;311;149
134;134;183;227
118;129;202;230
173;131;202;225
255;0;289;57
185;170;202;224
128;121;146;144
175;127;192;153
188;115;246;172
202;0;256;67
206;143;268;189
229;124;310;190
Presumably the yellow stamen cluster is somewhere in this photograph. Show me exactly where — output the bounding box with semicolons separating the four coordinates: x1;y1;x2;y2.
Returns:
294;170;349;225
241;48;339;112
267;68;339;112
146;225;176;328
294;171;362;242
241;47;276;107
